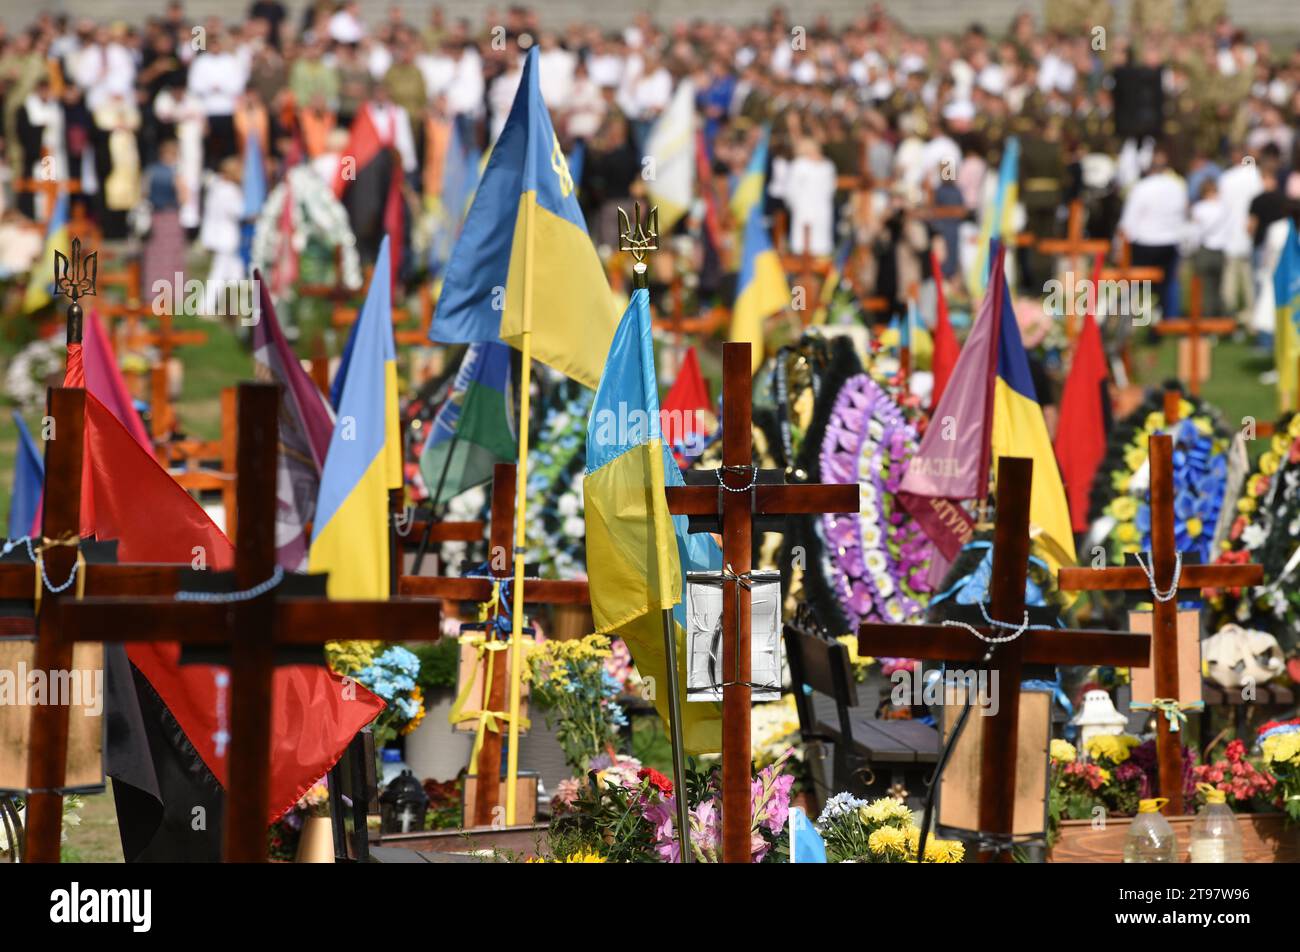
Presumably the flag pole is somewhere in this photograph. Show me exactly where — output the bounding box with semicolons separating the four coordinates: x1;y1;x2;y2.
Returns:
504;195;536;826
619;203;691;861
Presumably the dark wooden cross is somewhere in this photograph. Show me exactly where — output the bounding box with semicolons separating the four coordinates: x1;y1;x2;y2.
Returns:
1058;433;1263;814
779;224;831;328
398;462;588;827
54;382;446;861
1154;274;1238;397
0;388;192;862
161;386;240;542
859;456;1153;859
664;341;859;863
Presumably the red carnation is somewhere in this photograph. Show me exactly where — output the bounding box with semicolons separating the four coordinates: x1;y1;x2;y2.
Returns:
637;767;674;796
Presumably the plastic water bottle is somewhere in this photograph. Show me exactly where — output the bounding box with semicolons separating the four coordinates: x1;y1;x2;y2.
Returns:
1123;798;1178;863
1189;783;1243;863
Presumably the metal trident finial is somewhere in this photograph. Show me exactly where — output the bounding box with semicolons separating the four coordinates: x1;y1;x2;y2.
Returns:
618;203;659;263
618;203;658;290
54;237;97;346
54;237;97;303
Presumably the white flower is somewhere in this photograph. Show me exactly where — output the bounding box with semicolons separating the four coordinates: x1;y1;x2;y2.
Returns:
861;524;883;550
864;550;888;576
557;493;580;517
563;516;585;537
1241;523;1267;550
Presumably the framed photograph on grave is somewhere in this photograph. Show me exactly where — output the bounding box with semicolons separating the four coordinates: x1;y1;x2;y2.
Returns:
684;571;781;703
935;685;1051;843
0;637;105;795
1126;610;1202;709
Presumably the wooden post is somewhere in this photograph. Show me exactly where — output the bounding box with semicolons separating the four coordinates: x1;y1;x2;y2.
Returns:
1058;435;1263;814
664;341;859;863
860;457;1153;859
55;382;449;861
398;463;589;827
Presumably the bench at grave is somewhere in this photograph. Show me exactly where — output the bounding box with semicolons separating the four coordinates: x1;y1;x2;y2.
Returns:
784;619;937;814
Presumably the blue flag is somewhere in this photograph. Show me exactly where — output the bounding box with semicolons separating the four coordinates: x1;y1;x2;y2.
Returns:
8;411;44;538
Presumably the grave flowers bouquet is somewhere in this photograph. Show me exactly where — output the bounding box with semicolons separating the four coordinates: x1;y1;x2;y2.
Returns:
815;792;965;863
527;634;627;774
349;645;425;749
1259;719;1300;822
1191;739;1276;810
1049;736;1144;829
545;750;798;863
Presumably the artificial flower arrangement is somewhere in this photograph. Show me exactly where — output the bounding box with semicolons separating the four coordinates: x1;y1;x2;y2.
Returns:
815;792;965;863
820;373;932;628
4;336;64;413
1210;413;1300;656
1049;736;1145;829
1191;738;1276;809
251;164;363;312
326;643;426;749
525;380;592;580
1259;718;1300;822
526;634;627;775
545;751;796;863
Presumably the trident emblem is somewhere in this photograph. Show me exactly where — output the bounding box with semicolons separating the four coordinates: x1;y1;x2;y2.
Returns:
617;203;659;263
54;237;97;302
54;237;96;346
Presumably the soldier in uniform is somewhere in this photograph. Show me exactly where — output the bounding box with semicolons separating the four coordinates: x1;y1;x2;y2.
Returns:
1131;0;1175;33
1185;0;1226;32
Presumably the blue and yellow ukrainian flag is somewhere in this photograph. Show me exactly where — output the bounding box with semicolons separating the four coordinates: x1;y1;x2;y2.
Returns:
24;190;70;312
585;288;723;753
730;193;790;372
988;244;1077;572
968;137;1019;300
430;46;615;390
1274;219;1300;411
309;236;402;598
728;126;769;233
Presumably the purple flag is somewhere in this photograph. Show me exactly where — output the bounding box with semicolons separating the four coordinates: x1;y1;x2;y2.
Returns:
897;245;1005;561
251;272;335;569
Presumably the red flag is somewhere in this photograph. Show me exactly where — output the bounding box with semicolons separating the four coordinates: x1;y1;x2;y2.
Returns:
660;346;712;462
929;250;958;411
1054;254;1111;533
64;357;383;823
332;107;383;199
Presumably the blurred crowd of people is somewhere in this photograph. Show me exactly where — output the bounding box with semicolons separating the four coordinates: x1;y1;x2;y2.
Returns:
0;2;1296;325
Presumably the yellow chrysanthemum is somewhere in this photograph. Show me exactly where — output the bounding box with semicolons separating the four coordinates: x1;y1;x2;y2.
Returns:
868;826;909;857
1050;739;1077;763
1237;497;1256;514
1260;452;1280;477
561;849;607;863
860;797;913;826
1272;433;1291;456
1109;496;1139;521
1115;522;1139;544
1087;733;1138;764
926;838;966;863
1289;415;1300;439
1124;446;1147;473
1262;732;1300;765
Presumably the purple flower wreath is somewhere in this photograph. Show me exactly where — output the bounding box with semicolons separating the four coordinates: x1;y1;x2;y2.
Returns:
819;374;932;628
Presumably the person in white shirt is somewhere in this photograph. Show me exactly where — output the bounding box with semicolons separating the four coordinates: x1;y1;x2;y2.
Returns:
1217;147;1263;324
785;137;837;256
72;25;136;114
1118;149;1189;319
187;30;248;169
487;54;524;144
328;1;367;45
536;34;576;112
1189;177;1230;317
199;157;245;316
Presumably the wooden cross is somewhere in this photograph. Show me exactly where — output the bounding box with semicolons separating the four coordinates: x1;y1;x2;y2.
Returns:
330;279;434;347
1058;434;1263;814
860;457;1152;859
397;463;587;826
1153;274;1237;397
779;224;831;328
13;152;81;224
663;341;859;863
0;387;192;862
54;382;446;861
1037;200;1112;339
161;386;240;542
